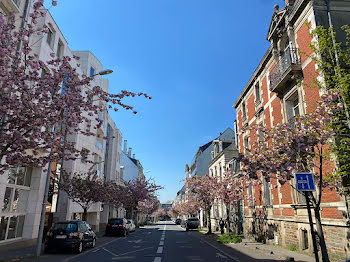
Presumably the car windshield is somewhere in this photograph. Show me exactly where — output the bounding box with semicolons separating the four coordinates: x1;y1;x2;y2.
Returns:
109;219;123;225
51;223;77;232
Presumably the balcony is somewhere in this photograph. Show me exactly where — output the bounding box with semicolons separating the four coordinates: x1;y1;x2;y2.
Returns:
269;47;302;94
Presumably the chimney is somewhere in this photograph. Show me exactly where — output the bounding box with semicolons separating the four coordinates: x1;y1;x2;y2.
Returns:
128;147;132;157
123;140;127;153
132;154;135;159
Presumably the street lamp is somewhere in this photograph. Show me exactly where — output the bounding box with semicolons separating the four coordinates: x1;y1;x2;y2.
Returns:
91;69;114;77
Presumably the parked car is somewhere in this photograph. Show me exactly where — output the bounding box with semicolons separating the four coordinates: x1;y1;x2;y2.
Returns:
175;218;182;225
105;218;130;236
127;219;136;232
185;217;199;231
44;221;96;254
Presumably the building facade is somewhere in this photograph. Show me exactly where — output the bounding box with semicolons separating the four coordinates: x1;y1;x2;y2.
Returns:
208;140;241;233
233;0;350;258
180;128;235;227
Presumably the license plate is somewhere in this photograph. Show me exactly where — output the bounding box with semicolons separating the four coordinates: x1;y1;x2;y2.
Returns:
112;225;119;227
55;235;67;239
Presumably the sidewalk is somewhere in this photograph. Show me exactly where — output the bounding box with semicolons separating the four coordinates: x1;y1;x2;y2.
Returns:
0;232;106;262
193;230;315;262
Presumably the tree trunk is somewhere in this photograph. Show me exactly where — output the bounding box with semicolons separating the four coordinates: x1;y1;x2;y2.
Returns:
83;207;88;221
207;206;212;234
314;205;330;262
226;205;231;232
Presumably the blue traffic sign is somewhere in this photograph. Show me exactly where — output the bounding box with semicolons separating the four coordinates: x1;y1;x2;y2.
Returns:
295;173;316;191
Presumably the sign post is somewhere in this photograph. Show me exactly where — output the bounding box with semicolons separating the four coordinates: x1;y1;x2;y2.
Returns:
295;173;319;262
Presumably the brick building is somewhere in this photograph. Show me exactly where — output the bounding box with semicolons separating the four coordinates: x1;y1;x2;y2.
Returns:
233;0;350;259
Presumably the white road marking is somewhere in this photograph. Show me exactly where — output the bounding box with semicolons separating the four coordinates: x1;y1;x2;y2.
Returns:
157;246;163;253
114;247;153;257
62;237;121;262
103;247;119;257
92;248;100;253
128;239;141;243
159;240;164;246
160;237;164;241
216;253;227;259
154;257;162;262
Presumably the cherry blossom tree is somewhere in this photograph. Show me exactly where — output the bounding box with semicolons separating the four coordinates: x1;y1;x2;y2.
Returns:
104;181;128;210
58;171;106;221
124;178;163;221
0;0;150;174
240;90;343;261
136;196;160;215
185;174;219;234
153;208;166;218
217;170;245;233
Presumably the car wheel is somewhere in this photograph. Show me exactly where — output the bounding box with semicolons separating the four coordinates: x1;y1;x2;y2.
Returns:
76;241;83;253
186;228;189;231
91;238;96;248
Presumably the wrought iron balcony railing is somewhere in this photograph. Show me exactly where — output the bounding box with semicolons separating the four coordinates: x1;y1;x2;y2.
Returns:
270;47;301;92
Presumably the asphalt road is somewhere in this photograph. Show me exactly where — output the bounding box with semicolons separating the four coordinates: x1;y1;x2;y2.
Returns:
22;221;237;262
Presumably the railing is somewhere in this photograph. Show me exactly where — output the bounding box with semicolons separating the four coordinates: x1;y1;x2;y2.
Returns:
270;47;300;91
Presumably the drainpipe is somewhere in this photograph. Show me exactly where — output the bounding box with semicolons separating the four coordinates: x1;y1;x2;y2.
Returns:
16;0;31;51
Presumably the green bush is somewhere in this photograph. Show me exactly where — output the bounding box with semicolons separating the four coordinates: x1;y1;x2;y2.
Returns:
287;244;298;251
217;233;242;244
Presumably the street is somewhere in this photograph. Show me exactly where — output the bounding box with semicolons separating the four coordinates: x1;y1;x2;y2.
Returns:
20;221;238;262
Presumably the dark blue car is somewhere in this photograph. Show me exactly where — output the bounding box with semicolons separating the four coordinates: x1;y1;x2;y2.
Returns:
45;221;96;253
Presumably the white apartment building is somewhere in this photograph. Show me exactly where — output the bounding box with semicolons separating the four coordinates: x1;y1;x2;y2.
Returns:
54;51;123;232
0;1;124;246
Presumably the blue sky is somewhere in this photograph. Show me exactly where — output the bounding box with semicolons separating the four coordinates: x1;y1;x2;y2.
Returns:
49;0;284;202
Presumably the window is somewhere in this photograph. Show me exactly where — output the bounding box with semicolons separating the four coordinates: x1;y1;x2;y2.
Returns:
56;40;63;58
248;185;254;207
255;83;261;105
7;167;31;187
244;136;249;153
242;102;247;121
286;92;300;128
81;148;89;163
90;67;95;77
301;229;309;250
2;187;29;213
0;215;25;241
47;27;53;47
263;177;271;206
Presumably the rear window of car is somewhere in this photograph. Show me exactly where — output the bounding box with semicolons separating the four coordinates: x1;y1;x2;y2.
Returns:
51;223;77;232
109;219;123;225
188;218;199;221
127;219;133;224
